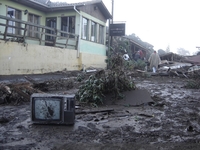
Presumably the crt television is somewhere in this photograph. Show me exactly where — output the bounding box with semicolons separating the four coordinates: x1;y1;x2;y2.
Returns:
30;93;75;125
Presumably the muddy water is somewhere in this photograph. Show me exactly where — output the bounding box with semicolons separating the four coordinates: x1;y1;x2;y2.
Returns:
1;77;200;150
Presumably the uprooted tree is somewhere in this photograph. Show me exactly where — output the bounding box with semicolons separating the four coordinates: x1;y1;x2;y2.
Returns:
75;50;136;105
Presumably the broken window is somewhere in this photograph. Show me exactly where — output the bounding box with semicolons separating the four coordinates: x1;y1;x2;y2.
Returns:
7;7;21;35
61;16;75;37
91;21;97;42
82;17;88;40
28;13;40;38
99;25;104;44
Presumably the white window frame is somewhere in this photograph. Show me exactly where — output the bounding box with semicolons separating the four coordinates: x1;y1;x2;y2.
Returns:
7;7;21;35
91;21;97;42
82;17;89;40
99;25;104;44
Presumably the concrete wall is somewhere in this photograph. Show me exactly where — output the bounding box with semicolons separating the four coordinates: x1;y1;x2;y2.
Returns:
0;40;107;75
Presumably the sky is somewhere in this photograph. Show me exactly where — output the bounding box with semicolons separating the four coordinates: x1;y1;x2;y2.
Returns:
51;0;200;54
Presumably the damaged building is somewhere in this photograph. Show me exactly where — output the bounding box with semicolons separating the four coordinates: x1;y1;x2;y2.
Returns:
0;0;112;75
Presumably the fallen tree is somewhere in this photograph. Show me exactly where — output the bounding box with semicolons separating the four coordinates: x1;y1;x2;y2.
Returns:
75;52;136;105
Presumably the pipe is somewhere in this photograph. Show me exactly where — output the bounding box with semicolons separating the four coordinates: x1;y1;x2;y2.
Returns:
74;5;82;58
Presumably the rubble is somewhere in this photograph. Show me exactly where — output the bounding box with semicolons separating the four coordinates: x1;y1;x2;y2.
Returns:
1;70;200;149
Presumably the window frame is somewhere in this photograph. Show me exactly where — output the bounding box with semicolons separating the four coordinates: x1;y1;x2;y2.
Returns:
7;6;22;35
90;21;97;42
82;17;89;40
61;16;75;37
27;13;40;38
46;17;57;41
99;25;105;44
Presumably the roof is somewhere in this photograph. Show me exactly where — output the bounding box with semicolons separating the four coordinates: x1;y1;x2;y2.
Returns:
185;55;200;65
11;0;112;19
123;36;152;52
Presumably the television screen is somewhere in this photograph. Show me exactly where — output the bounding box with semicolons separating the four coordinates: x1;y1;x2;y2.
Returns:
31;93;75;125
33;97;61;120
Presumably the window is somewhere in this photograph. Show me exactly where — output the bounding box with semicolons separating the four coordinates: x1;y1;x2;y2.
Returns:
99;25;104;44
82;17;88;40
61;16;75;37
91;21;97;42
7;7;21;35
28;14;40;38
46;18;57;40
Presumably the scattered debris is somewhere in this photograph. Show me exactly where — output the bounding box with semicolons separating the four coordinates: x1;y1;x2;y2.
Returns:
76;108;114;115
33;78;75;92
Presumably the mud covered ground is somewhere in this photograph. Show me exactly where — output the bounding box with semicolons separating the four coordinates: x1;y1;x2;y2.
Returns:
0;74;200;150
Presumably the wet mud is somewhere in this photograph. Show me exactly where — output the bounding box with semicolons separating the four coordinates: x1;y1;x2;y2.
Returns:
1;76;200;150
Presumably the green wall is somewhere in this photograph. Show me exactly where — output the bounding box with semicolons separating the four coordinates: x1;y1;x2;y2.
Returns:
80;40;107;55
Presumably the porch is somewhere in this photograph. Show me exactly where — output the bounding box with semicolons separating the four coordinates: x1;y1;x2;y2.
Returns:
0;15;79;49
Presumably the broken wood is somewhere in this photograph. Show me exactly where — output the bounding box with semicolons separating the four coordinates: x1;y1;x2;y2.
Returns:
12;87;30;101
136;69;146;73
24;76;37;84
0;84;11;94
75;108;114;114
138;113;154;118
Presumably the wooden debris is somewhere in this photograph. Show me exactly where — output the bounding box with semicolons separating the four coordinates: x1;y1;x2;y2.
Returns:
138;113;154;118
76;108;114;114
0;84;11;94
24;76;37;84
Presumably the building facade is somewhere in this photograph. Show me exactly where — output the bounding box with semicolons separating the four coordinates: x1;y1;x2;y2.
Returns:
0;0;111;75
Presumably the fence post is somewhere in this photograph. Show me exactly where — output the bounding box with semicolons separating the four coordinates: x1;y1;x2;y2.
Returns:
53;29;57;46
40;28;44;45
65;34;69;48
23;24;28;41
4;19;9;40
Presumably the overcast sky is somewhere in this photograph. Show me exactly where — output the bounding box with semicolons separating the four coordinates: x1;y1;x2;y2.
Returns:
51;0;200;54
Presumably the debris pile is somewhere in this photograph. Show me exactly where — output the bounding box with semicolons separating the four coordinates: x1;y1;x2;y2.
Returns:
33;78;75;92
0;83;41;105
76;53;136;105
0;76;76;105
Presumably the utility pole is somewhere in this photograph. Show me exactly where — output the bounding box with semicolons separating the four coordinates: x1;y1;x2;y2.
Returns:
110;0;114;48
108;0;114;69
112;0;114;24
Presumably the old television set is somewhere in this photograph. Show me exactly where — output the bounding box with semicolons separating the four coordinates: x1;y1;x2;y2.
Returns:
30;93;75;125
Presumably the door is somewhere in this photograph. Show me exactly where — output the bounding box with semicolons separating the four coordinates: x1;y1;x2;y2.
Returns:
45;17;57;46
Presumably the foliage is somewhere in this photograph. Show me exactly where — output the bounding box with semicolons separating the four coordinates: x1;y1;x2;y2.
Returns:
185;80;200;89
185;71;200;89
133;59;146;70
177;48;190;56
158;49;166;56
166;45;170;53
77;73;86;82
76;53;136;105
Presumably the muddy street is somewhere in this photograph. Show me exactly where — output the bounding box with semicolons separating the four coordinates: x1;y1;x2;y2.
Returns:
0;75;200;150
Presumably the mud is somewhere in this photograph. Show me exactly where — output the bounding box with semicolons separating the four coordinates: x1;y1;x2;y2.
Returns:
1;75;200;150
